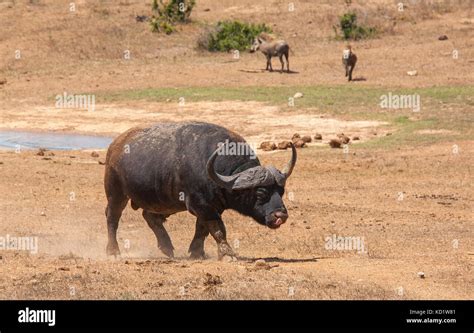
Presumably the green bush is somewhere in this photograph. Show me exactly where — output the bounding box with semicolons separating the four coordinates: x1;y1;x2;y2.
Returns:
339;12;377;40
159;0;195;22
150;17;176;34
150;0;195;34
201;20;272;52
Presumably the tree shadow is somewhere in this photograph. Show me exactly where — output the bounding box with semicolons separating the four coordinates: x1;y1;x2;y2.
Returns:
351;76;367;81
237;256;320;263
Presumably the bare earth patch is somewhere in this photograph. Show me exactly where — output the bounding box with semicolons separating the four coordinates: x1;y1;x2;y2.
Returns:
0;101;388;146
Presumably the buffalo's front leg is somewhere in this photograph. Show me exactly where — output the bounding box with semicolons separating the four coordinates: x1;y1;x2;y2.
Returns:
188;218;209;259
142;211;174;258
207;219;235;260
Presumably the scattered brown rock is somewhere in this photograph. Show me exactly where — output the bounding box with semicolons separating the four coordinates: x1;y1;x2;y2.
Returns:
260;141;276;151
352;136;360;141
248;259;278;271
337;133;350;144
0;79;6;85
255;259;267;267
329;139;342;148
36;148;47;156
203;273;222;287
91;151;100;158
98;160;106;165
301;135;312;143
293;139;306;148
277;141;291;150
438;35;448;41
386;132;392;136
291;133;300;141
314;133;322;140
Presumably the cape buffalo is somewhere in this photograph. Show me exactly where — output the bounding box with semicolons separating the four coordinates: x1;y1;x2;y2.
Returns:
104;122;297;260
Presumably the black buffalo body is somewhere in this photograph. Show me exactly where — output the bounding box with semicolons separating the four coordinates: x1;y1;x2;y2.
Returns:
104;121;296;260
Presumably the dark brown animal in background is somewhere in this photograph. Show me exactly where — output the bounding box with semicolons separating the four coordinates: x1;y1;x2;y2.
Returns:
342;45;357;81
250;34;290;73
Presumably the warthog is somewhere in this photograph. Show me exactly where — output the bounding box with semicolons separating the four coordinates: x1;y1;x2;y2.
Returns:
104;122;297;260
342;45;357;81
250;34;290;73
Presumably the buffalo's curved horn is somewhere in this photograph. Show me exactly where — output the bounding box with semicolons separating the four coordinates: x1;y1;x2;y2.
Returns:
282;143;297;179
206;146;239;190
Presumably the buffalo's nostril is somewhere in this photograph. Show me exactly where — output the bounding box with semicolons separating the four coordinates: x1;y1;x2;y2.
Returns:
274;211;288;223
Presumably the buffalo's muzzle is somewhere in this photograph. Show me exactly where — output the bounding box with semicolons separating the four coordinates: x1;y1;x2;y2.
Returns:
267;210;288;229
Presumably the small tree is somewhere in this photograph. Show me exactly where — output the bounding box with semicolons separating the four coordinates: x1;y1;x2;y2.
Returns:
338;12;377;40
200;21;272;52
150;0;195;34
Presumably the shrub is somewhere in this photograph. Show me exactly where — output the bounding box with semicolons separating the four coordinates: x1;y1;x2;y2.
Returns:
150;17;176;34
339;12;377;40
150;0;195;34
200;20;272;52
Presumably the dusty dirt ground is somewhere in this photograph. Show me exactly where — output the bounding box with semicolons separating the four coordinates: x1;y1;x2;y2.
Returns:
0;0;473;300
0;140;472;299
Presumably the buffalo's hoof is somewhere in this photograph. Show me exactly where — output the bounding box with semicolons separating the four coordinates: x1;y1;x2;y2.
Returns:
221;255;238;263
189;251;206;260
106;243;121;257
159;246;174;258
217;243;234;257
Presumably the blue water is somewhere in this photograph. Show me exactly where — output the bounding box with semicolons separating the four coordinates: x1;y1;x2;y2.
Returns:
0;130;113;150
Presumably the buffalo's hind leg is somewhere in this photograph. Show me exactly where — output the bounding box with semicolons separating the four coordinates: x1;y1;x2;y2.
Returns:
105;168;129;257
188;218;210;259
142;211;174;258
105;196;128;257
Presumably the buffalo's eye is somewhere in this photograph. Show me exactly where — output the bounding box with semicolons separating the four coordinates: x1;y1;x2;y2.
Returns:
256;188;270;203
